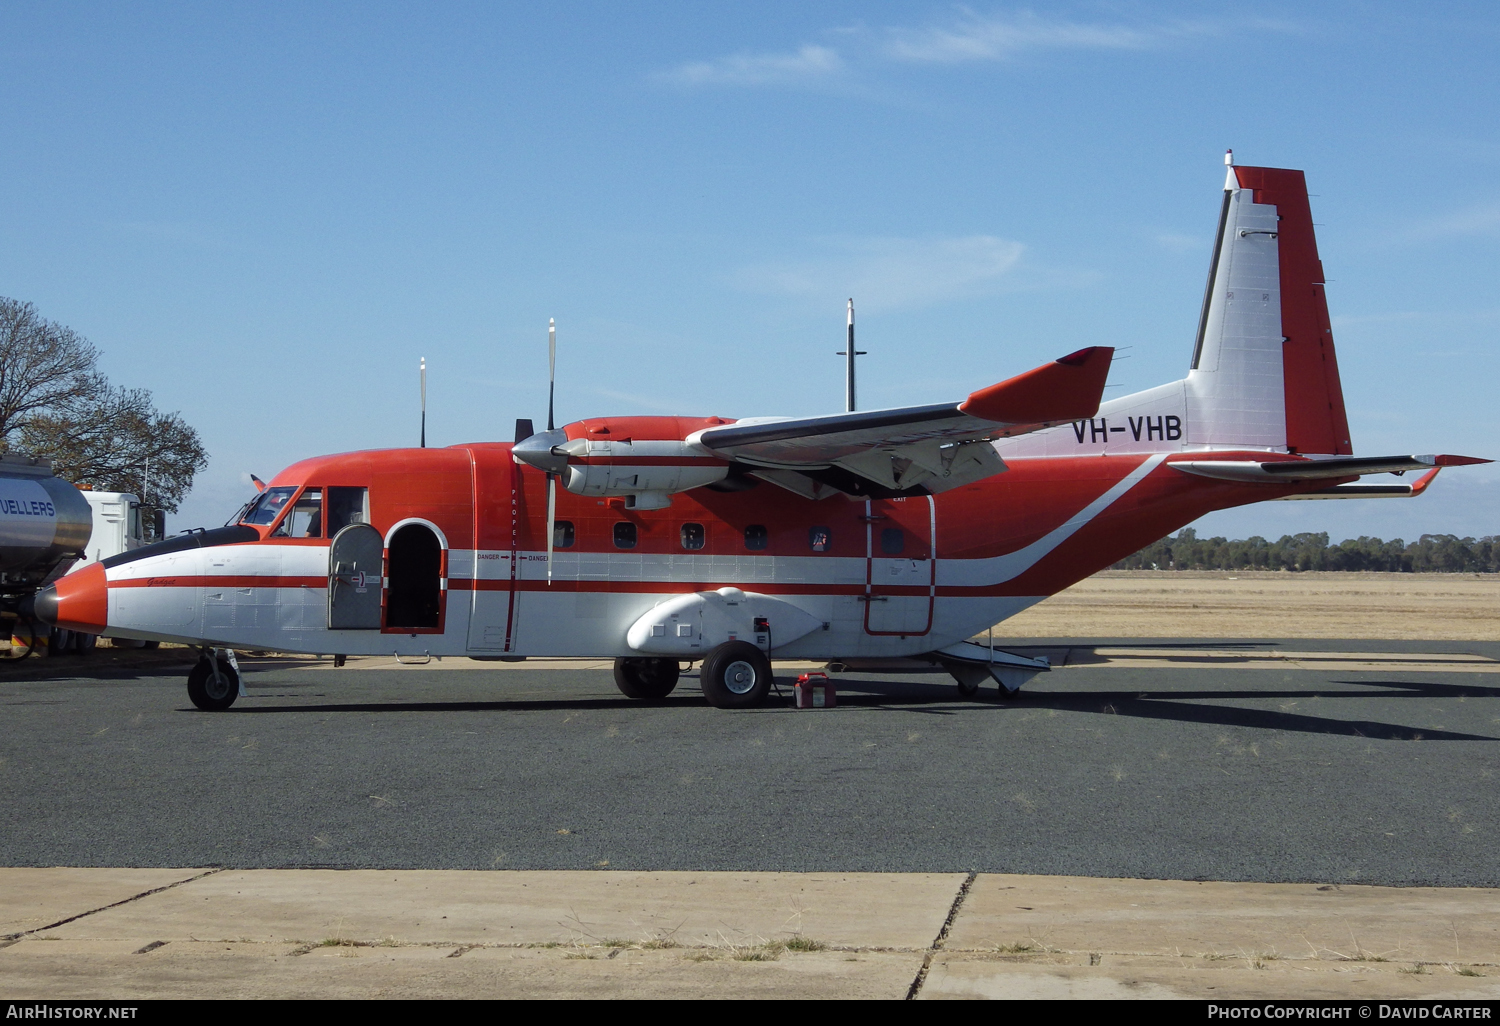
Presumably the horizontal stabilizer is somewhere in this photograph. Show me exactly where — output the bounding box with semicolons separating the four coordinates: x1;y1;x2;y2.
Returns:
1172;454;1490;483
1277;468;1445;500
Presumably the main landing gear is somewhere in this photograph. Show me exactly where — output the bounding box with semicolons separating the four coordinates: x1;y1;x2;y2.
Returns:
699;641;773;709
612;645;780;708
615;644;775;708
612;657;680;700
187;649;240;711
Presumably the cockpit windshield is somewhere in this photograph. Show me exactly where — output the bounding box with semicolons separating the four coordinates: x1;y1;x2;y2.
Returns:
241;486;296;526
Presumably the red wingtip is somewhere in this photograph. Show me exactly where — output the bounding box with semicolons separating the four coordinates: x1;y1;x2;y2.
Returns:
1432;455;1492;467
959;346;1114;424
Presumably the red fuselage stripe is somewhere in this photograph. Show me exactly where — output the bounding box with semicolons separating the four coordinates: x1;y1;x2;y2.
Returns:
105;573;1042;599
109;575;329;590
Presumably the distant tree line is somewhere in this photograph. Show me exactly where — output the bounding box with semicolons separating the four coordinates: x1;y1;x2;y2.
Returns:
0;297;207;538
1114;527;1500;573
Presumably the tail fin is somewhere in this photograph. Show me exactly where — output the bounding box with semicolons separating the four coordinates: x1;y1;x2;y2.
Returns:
1189;160;1352;455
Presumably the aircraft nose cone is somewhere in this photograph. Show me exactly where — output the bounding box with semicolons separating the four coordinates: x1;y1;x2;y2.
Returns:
34;583;59;626
37;561;109;634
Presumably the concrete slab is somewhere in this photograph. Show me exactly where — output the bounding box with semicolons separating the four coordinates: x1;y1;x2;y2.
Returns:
947;875;1500;965
0;941;923;1000
40;870;965;950
0;868;209;938
920;952;1500;1000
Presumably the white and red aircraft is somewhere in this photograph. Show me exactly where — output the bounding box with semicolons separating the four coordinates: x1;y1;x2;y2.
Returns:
36;158;1490;710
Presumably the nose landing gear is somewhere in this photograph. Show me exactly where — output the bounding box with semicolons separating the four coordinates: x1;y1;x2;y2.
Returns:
187;648;241;711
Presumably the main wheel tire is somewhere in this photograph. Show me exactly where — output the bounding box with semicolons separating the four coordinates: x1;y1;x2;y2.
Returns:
955;676;980;697
612;657;679;699
46;628;72;657
187;656;239;711
699;641;773;709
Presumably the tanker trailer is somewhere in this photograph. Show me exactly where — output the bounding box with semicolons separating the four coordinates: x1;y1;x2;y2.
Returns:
0;453;93;655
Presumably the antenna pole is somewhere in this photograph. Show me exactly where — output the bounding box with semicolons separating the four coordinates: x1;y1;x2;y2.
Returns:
835;299;865;412
420;357;427;448
547;318;556;431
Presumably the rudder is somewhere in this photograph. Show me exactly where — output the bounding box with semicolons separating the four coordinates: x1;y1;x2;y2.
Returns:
1190;160;1352;455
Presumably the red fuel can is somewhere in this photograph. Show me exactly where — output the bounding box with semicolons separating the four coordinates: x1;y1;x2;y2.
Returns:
794;672;837;709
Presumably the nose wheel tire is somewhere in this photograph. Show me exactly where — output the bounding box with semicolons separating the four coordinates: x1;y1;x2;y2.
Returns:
700;641;773;709
613;657;680;699
187;655;239;711
955;677;980;697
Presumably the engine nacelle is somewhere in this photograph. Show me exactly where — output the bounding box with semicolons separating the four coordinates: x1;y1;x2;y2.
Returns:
558;438;729;504
513;417;735;509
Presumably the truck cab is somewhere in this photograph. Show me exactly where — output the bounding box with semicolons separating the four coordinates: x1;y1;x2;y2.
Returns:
67;491;145;571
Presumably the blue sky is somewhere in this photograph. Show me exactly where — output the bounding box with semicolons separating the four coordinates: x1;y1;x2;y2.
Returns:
2;2;1496;543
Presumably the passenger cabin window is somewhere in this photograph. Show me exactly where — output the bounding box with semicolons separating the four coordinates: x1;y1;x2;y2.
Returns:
809;526;831;552
744;525;768;551
273;489;324;538
613;522;637;549
880;528;905;555
681;523;705;550
325;487;370;535
554;520;575;548
242;486;296;526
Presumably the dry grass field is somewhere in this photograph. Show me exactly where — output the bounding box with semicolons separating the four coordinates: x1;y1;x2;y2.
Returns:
991;571;1500;640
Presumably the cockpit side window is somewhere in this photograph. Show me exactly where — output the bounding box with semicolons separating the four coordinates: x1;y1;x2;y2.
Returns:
242;487;297;526
272;489;324;538
326;487;370;535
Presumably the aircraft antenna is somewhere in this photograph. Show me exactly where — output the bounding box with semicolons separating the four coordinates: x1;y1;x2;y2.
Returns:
546;319;558;583
420;357;427;448
547;319;557;431
835;298;865;412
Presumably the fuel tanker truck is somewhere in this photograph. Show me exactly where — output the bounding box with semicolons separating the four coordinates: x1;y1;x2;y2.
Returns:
0;453;94;654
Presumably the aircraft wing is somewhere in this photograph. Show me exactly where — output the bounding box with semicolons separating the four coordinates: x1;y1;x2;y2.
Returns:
692;347;1113;498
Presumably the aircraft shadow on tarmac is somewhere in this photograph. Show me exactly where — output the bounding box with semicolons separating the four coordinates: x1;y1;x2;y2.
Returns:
223;671;1499;742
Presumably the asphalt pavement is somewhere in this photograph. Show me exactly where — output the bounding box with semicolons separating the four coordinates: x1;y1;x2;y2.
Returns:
2;641;1497;886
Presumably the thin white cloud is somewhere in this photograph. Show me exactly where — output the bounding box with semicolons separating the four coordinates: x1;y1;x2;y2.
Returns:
588;386;687;414
658;11;1256;92
733;235;1026;312
659;44;843;87
881;11;1170;64
1155;232;1203;253
1409;201;1500;239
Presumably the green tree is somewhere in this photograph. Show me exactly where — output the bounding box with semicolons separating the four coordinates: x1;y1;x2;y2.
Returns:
0;297;208;539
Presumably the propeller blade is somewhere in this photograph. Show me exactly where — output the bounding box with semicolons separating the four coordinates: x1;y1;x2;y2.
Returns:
545;473;557;586
547;318;556;432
